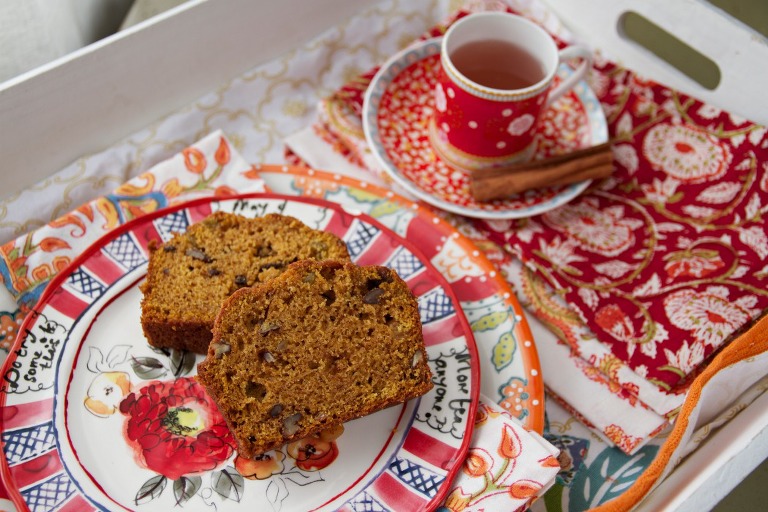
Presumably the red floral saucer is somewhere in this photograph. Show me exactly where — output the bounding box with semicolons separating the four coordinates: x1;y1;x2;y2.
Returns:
363;38;609;219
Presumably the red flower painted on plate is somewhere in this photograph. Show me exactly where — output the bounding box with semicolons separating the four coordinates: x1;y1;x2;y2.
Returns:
286;433;339;471
234;451;285;480
119;377;235;480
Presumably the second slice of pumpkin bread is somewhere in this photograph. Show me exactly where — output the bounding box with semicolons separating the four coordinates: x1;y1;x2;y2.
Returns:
140;212;350;354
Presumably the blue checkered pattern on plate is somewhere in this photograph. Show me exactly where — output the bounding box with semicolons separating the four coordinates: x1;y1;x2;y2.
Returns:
418;287;455;324
103;232;147;270
389;456;444;498
154;210;189;242
2;422;57;464
345;220;380;259
66;267;105;299
347;491;387;512
21;473;76;512
385;246;424;280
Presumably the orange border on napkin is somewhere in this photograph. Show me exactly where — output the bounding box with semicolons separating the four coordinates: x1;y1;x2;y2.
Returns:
590;312;768;511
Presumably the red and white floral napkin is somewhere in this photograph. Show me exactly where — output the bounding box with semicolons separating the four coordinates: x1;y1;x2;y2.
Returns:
484;57;768;390
283;2;768;455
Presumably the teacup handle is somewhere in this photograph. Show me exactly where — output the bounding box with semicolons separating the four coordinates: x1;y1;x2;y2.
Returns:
546;45;593;105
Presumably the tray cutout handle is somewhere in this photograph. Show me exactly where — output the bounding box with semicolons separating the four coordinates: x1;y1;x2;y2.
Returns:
618;11;721;91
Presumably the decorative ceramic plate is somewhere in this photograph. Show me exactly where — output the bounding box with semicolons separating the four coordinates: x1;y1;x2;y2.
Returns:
362;38;609;220
0;194;481;512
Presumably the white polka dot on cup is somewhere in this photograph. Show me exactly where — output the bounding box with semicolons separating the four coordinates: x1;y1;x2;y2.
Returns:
435;84;447;112
507;114;535;137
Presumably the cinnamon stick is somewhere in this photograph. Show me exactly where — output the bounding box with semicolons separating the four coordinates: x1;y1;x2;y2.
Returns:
471;163;612;201
472;141;613;179
469;143;614;202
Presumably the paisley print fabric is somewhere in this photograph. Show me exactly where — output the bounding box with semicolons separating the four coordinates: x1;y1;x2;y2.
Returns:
478;59;768;389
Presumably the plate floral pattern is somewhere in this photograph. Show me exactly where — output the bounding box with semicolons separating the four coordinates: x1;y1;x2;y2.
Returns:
362;38;609;220
1;195;480;511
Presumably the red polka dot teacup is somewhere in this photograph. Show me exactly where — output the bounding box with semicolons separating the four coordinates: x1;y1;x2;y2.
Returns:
430;12;592;173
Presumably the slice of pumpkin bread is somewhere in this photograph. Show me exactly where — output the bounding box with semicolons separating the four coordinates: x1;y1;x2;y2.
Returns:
196;259;433;458
140;212;350;354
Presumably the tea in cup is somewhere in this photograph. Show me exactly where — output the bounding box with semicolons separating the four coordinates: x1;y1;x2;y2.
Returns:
430;12;593;173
